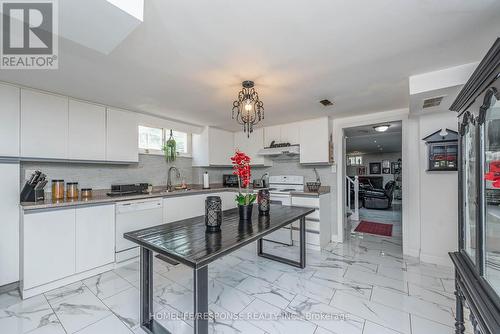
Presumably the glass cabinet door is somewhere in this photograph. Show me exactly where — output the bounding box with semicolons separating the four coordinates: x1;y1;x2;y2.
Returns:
464;117;477;263
483;92;500;294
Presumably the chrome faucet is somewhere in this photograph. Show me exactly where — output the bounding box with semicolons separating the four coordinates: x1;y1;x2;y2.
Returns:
167;166;181;192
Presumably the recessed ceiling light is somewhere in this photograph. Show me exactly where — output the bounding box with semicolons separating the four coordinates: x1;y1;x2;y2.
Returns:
374;140;377;143
373;125;390;132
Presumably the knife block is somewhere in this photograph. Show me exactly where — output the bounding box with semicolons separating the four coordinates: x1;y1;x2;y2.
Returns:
20;182;45;202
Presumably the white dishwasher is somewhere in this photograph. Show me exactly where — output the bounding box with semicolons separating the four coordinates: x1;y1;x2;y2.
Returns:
115;198;163;262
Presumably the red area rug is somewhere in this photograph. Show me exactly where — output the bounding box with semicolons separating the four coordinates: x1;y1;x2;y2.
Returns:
354;220;393;237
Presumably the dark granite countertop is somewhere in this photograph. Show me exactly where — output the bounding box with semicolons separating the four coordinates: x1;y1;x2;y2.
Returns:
20;184;331;211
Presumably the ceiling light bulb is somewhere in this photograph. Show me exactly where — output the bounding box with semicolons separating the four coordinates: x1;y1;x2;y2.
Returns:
373;125;390;132
245;102;252;112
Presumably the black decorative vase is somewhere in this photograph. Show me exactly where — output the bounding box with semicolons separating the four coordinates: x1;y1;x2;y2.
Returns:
205;196;222;232
258;189;270;216
238;204;253;222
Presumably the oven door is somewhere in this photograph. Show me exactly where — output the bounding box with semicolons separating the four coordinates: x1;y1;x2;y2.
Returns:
263;193;293;245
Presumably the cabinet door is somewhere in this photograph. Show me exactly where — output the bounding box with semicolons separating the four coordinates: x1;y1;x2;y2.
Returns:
68;100;106;161
0;84;20;157
482;91;500;295
280;123;300;145
75;205;115;273
23;209;76;289
264;125;281;147
299;117;330;164
163;195;206;223
213;192;238;211
21;89;68;159
106;108;138;162
208;128;234;166
234;128;265;165
0;163;20;286
463;119;477;264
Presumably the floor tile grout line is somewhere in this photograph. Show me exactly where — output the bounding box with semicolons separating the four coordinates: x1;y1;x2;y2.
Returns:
42;292;69;334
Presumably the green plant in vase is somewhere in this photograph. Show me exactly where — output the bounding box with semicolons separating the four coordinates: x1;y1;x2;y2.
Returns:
231;150;256;221
162;130;177;163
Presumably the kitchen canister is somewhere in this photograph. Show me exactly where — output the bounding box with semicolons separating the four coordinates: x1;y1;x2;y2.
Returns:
51;180;65;201
66;182;79;199
205;196;222;232
81;188;93;199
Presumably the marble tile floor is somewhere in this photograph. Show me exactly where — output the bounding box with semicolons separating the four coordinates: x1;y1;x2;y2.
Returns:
0;233;471;334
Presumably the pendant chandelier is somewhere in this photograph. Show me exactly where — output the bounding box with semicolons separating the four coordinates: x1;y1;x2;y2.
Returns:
232;80;264;137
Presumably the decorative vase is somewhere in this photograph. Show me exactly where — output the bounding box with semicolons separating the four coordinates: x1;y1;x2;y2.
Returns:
205;196;222;232
258;189;270;216
238;204;253;222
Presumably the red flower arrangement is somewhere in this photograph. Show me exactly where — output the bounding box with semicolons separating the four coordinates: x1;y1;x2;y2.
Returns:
231;150;256;205
485;160;500;188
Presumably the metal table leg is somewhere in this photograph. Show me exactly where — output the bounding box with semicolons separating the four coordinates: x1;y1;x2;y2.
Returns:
193;266;209;334
257;217;306;268
140;247;171;334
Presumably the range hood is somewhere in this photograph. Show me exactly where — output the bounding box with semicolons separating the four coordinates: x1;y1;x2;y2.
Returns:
257;145;300;156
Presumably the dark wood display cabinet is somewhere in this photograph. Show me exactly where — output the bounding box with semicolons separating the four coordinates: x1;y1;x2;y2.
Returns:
449;38;500;334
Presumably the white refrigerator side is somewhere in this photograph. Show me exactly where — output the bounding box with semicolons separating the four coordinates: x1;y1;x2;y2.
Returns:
0;163;20;286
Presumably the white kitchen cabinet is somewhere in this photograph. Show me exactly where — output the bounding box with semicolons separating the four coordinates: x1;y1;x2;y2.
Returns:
299;117;331;164
163;194;206;223
264;125;281;147
68;100;106;161
192;126;234;166
20;89;68;159
106;108;139;162
0;84;20;157
0;163;20;286
75;205;115;273
234;128;269;166
23;209;76;289
280;122;300;145
291;193;331;249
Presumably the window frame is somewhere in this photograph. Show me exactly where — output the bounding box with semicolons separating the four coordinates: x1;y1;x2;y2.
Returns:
138;126;192;158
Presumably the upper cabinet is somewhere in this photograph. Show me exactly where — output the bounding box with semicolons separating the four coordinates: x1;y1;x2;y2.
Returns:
299;117;331;164
68;100;106;161
234;128;270;166
263;123;300;147
193;126;234;166
0;83;20;157
21;89;68;159
106;108;139;163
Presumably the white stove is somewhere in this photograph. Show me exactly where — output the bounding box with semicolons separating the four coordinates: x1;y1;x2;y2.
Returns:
268;175;304;194
264;175;304;245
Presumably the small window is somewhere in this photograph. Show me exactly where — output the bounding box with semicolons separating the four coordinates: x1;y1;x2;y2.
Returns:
139;126;163;151
347;155;363;166
170;130;188;154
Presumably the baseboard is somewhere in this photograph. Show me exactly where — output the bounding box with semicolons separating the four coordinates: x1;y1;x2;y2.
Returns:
21;262;115;299
0;281;19;294
331;234;342;243
419;253;453;267
403;247;420;258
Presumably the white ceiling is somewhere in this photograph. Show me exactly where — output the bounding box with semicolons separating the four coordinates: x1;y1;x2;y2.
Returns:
345;121;402;154
1;0;500;130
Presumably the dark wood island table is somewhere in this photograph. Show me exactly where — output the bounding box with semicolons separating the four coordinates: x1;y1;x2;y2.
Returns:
124;203;315;334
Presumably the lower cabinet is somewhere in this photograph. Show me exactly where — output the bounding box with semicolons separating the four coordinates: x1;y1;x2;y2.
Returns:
163;191;238;224
22;204;115;292
76;205;115;272
23;209;76;290
291;194;331;249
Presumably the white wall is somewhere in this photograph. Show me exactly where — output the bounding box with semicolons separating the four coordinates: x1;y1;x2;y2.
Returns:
417;111;458;265
332;108;458;266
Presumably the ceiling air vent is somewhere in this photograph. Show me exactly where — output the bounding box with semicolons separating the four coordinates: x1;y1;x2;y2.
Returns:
319;99;333;106
422;96;445;109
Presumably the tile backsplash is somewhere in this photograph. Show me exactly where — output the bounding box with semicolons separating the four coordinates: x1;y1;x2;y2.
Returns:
21;154;335;191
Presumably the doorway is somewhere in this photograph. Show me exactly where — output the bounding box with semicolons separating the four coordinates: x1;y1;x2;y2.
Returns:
343;121;403;246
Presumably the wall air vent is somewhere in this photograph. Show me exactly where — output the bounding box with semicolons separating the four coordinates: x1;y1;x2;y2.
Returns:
319;99;334;106
422;96;445;109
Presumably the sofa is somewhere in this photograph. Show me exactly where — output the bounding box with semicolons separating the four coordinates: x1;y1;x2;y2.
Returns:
363;180;396;209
